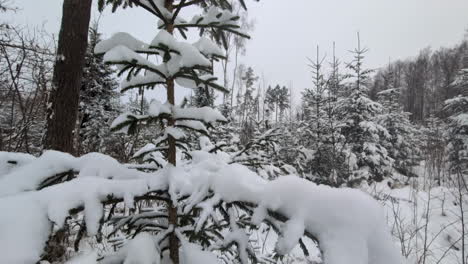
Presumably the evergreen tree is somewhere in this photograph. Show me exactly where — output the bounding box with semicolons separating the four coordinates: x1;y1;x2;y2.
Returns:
192;86;215;107
328;42;346;97
265;85;277;121
95;1;260;263
323;43;347;184
277;85;290;122
376;84;419;179
265;84;289;123
77;25;120;155
239;66;258;123
238;67;258;144
444;54;468;179
338;35;392;185
302;48;328;146
301;47;344;185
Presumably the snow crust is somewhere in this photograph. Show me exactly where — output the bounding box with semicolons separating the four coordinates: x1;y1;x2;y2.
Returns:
65;251;98;264
109;102;226;136
0;151;147;197
150;30;178;51
94;32;148;54
252;176;401;264
103;45;165;74
110;112;137;133
0;151;35;177
174;106;227;124
180;241;219;264
0;193;51;264
133;143;158;159
121;73;166;91
119;232;160;264
98;30;213;80
0;150;76;197
148;100;171;117
193;37;224;58
190;7;238;27
175;74;219;90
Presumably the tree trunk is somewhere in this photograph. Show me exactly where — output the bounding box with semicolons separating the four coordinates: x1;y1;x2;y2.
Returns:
231;47;239;116
44;0;92;154
275;103;278;123
222;48;229;104
165;1;179;263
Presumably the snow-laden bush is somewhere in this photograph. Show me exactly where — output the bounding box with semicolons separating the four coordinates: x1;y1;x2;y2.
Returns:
0;149;401;264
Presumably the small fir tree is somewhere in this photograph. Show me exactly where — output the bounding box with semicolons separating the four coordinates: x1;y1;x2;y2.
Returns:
77;25;120;155
94;0;261;263
338;35;392;185
376;75;420;179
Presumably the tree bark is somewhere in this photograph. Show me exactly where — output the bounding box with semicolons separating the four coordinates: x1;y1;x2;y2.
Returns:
44;0;92;154
165;1;179;263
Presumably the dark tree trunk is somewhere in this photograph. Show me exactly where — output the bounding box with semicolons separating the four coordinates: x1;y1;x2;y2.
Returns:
164;1;179;263
44;0;92;154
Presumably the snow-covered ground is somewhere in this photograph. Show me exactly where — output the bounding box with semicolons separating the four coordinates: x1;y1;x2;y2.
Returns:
370;181;467;264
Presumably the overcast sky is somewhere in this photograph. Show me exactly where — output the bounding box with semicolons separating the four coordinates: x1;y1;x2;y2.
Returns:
8;0;468;104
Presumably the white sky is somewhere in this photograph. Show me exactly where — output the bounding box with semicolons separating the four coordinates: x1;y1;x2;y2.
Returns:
7;0;468;104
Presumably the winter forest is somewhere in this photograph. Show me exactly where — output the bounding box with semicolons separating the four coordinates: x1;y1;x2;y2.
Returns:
1;0;468;263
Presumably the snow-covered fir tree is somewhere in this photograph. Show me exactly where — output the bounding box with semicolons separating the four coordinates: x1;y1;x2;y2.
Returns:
338;36;392;185
376;72;420;179
93;0;266;263
192;86;215;107
238;66;258;123
300;47;342;184
77;24;120;155
444;54;468;176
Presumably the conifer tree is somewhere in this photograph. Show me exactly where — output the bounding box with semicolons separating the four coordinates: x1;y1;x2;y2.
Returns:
338;35;392;185
239;66;258;123
95;0;258;262
192;86;215;107
324;43;347;184
77;24;120;155
301;47;345;185
444;54;468;178
376;71;419;179
328;42;346;97
265;84;289;123
265;85;277;121
277;85;290;122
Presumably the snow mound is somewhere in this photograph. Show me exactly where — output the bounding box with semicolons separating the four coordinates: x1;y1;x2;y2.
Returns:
0;150;400;264
0;151;36;177
252;176;402;264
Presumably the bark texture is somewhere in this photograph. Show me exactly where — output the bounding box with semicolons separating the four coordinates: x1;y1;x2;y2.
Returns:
44;0;92;154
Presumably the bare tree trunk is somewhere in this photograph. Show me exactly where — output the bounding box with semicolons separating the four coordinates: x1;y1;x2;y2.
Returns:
44;0;92;154
275;103;278;123
231;46;239;117
222;48;229;104
456;170;466;264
